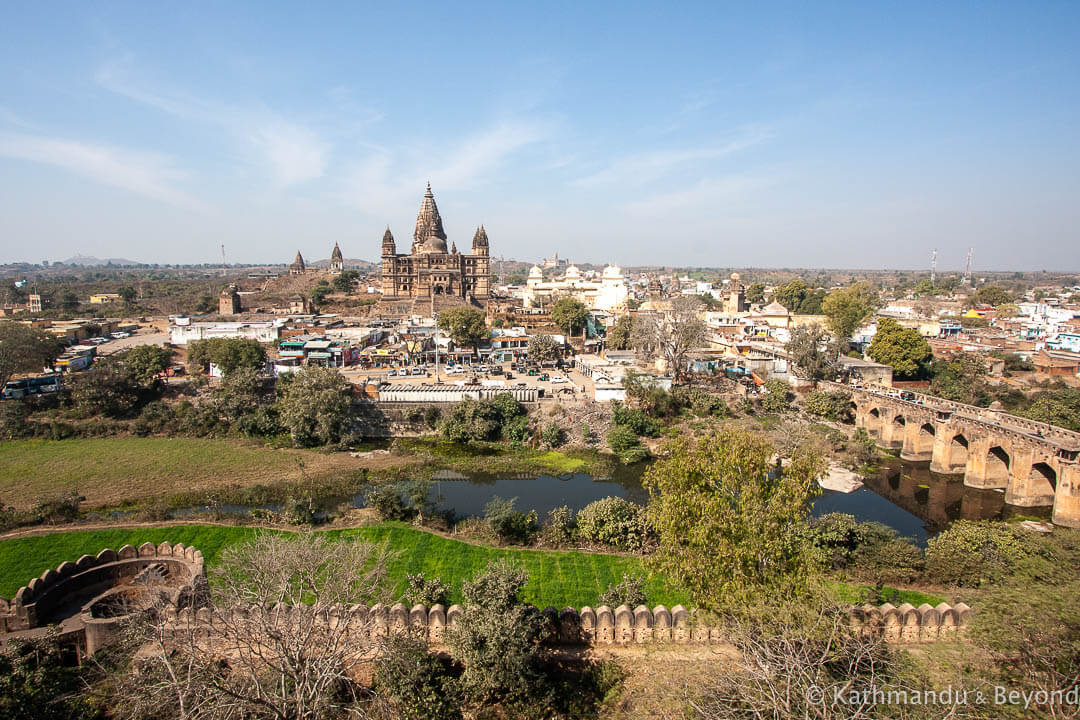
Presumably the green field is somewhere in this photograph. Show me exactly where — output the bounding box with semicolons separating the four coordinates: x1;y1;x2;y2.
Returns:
0;437;376;510
0;523;687;609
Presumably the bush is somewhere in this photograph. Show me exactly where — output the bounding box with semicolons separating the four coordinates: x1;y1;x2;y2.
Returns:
404;572;452;607
803;390;852;421
483;496;538;544
439;398;502;443
0;400;33;440
547;505;576;543
598;573;647;608
131;400;175;436
30;489;82;525
576;496;647;551
503;415;531;443
541;422;564;448
761;378;792;414
423;405;442;430
925;520;1039;586
807;513;923;584
375;633;461;720
280;494;316;525
366;483;411;521
611;403;660;436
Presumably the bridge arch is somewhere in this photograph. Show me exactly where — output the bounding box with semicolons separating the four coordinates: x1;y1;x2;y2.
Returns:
986;446;1011;487
948;434;969;472
1030;462;1057;498
865;408;881;437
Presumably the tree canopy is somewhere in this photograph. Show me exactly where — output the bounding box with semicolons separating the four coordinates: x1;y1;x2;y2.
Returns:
745;282;766;304
275;365;354;446
605;315;633;350
120;345;173;385
773;279;826;314
821;282;879;341
866;318;932;379
784;323;837;383
0;322;64;389
643;426;826;610
974;285;1014;307
550;297;588;336
187;337;266;377
525;334;560;363
437;306;488;355
633;295;706;382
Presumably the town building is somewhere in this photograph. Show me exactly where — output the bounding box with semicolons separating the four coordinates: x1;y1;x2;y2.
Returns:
542;251;569;270
522;264;629;313
379;184;491;304
89;293;122;304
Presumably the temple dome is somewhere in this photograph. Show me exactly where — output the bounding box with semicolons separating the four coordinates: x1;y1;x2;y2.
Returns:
564;265;581;279
529;265;543;277
602;265;623;279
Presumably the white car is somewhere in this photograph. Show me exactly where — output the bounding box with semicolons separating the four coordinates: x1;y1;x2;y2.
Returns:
550;376;568;384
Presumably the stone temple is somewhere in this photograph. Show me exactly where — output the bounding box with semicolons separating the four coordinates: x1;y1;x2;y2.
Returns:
380;184;490;305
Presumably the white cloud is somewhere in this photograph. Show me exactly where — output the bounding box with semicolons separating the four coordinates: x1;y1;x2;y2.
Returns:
622;174;772;218
96;58;330;187
0;131;204;212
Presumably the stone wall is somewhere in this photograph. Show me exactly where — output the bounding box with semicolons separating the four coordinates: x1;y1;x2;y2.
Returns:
175;600;971;646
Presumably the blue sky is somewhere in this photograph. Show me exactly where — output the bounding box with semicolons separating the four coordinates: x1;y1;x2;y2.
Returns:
1;1;1078;270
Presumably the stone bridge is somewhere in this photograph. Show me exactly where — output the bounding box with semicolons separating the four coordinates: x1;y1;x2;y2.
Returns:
835;382;1080;527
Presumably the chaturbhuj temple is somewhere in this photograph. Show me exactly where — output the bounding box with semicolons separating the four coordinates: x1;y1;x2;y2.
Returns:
379;184;491;305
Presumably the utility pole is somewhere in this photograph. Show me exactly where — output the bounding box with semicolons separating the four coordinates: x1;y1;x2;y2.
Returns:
930;248;937;285
220;244;227;277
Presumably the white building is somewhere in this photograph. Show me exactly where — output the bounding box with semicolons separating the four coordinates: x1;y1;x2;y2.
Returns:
522;264;629;313
169;321;284;345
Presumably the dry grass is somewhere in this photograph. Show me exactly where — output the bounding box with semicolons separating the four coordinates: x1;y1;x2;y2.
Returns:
0;437;413;510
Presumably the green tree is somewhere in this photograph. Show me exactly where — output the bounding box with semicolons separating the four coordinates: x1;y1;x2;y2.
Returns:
437;306;488;357
120;345;173;385
331;270;359;294
1020;387;1080;432
795;287;826;315
0;630;101;720
445;560;551;708
745;282;766;304
929;352;988;405
310;285;330;304
187;337;266;377
550;296;589;336
866;318;932;379
643;427;826;610
773;279;808;312
995;302;1020;318
605;315;634;350
118;285;137;303
526;333;560;363
275;365;353;446
71;360;142;418
974;285;1013;307
0;323;64;389
821;282;879;341
784;323;837;383
59;290;80;311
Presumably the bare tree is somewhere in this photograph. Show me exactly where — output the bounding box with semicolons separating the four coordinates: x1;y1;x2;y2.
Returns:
115;533;391;720
634;295;706;382
684;606;979;720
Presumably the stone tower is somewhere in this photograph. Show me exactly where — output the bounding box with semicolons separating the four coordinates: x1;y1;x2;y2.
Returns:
219;284;241;315
330;242;344;273
471;226;491;298
725;272;747;313
289;251;306;275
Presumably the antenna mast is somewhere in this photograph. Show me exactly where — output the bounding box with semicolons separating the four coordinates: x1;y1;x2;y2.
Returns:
963;247;974;286
930;248;938;285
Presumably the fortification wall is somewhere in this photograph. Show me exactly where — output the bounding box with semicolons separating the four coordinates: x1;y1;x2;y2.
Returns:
174;600;971;646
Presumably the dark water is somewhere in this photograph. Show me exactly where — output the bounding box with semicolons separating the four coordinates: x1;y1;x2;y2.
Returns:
372;458;1045;546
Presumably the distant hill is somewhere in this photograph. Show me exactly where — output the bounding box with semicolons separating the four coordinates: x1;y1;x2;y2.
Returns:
58;254;142;266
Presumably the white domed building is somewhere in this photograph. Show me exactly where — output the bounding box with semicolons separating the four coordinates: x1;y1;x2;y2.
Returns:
523;263;629;313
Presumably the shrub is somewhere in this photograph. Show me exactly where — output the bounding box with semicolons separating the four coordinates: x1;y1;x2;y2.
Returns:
366;484;411;521
503;415;531;443
280;494;316;525
0;401;33;440
541;422;564;448
925;520;1038;586
576;496;647;551
131;400;175;436
439;398;501;443
31;489;82;525
803;390;852;421
483;496;538;544
598;573;646;608
423;405;442;430
404;572;452;607
807;513;923;584
611;403;660;437
375;633;462;720
761;378;792;414
547;505;576;543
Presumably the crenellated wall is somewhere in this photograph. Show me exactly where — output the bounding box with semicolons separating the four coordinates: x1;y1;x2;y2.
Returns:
170;600;971;646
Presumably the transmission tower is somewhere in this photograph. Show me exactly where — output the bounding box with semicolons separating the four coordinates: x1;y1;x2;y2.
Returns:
930;248;938;285
963;247;974;286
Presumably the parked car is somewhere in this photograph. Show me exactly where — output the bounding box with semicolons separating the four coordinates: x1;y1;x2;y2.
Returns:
515;382;528;387
550;376;568;384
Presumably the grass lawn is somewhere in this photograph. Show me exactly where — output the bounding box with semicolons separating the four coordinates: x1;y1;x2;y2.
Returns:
399;438;609;476
0;438;387;510
0;523;688;609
